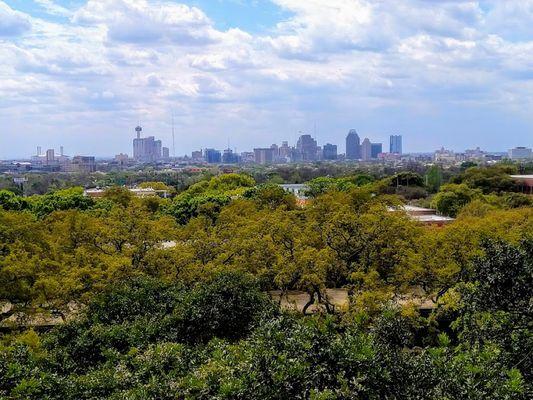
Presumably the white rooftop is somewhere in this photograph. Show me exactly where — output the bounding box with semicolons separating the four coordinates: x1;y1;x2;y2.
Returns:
403;205;433;212
413;214;455;222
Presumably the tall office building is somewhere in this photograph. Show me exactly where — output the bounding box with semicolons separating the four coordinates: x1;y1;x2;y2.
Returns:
346;129;360;160
371;143;383;159
46;149;55;164
133;126;163;162
296;134;318;161
361;138;372;161
323;143;338;160
222;148;240;164
254;148;275;165
279;141;291;158
390;135;402;154
205;149;222;164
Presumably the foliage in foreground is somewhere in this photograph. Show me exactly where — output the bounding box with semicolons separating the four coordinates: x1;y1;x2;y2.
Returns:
1;239;531;399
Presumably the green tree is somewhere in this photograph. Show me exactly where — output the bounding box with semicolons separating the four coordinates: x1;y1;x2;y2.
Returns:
453;239;532;381
431;183;482;217
501;192;532;209
243;184;296;209
28;187;94;218
0;190;28;211
425;165;442;193
389;172;425;188
451;165;517;194
102;186;134;208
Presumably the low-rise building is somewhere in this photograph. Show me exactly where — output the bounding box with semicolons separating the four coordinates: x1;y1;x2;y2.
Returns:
71;156;96;173
389;205;455;226
510;175;533;194
84;187;170;198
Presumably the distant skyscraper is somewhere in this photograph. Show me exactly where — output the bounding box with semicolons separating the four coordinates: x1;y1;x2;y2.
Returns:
371;143;382;159
254;148;275;165
390;135;402;154
154;140;162;159
279;141;291;159
133;126;164;162
46;149;55;164
222;148;239;164
162;147;170;159
361;138;372;161
205;149;221;164
323;143;338;160
346;129;360;160
296;134;318;161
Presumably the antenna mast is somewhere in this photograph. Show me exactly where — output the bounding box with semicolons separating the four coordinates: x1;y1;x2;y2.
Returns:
171;111;176;158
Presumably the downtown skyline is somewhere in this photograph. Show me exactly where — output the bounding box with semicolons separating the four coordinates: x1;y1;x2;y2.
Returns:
1;0;533;158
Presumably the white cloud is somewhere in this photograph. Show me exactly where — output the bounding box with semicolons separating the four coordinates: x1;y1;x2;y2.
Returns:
34;0;72;17
1;0;533;157
485;0;533;40
0;1;31;37
73;0;221;45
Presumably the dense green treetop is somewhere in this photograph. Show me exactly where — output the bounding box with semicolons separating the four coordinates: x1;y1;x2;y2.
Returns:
0;168;531;398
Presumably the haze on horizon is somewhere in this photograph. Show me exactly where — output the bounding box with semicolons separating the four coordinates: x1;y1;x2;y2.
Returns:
1;0;533;159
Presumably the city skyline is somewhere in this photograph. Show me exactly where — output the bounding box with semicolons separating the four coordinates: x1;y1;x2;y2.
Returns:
8;127;530;160
2;0;533;158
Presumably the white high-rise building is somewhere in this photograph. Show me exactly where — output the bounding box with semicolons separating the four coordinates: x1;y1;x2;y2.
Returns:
508;147;532;160
133;126;163;162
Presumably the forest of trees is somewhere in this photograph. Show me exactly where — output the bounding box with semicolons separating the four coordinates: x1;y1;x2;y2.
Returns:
0;165;531;399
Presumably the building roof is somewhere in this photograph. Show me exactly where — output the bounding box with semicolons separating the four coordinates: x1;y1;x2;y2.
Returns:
413;214;455;223
389;205;455;225
280;184;309;189
402;205;433;212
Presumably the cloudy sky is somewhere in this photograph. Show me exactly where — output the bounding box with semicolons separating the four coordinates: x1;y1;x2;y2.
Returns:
1;0;533;158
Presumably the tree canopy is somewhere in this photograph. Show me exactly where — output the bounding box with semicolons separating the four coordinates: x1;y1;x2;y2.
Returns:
0;168;531;399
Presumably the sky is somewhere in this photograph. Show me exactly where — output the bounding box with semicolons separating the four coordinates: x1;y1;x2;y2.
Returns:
1;0;533;158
